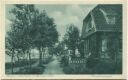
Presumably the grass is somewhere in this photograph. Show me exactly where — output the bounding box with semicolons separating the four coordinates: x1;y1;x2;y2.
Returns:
5;59;37;69
14;66;45;74
6;57;52;74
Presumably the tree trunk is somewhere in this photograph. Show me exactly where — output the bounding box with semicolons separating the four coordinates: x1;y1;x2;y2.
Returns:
39;48;42;66
28;50;31;69
17;54;20;62
11;50;14;74
43;48;45;62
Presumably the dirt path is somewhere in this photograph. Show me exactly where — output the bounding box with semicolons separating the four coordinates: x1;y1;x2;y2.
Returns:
43;55;64;74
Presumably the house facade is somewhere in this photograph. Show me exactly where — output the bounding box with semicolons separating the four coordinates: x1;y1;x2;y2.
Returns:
81;4;122;67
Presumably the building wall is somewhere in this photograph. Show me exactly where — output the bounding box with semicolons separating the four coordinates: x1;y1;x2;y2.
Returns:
83;33;98;58
83;32;122;60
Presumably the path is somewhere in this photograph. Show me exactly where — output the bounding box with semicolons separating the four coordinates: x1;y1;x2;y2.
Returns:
43;55;64;74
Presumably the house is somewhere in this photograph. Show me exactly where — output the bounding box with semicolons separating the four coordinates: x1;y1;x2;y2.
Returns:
81;4;122;64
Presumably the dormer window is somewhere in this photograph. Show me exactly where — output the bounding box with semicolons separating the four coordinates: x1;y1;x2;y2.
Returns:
100;8;116;25
106;15;115;24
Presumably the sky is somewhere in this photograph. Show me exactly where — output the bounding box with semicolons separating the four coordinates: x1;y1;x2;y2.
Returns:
6;4;97;41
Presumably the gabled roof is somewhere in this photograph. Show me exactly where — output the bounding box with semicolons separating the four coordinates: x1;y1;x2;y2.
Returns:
92;4;122;31
99;8;117;16
82;4;122;38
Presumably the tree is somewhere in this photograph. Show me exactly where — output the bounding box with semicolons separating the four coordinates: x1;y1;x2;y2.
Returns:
6;4;59;73
63;24;80;58
31;10;58;66
6;5;37;72
6;18;29;73
5;23;26;73
51;41;65;56
5;34;15;74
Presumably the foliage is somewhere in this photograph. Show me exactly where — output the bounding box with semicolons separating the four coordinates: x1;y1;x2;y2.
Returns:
63;24;80;57
6;5;36;56
6;4;59;73
53;41;65;56
77;38;85;57
31;10;58;48
29;10;58;66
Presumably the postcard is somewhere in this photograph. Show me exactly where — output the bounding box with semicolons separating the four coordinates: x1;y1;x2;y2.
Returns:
0;0;127;79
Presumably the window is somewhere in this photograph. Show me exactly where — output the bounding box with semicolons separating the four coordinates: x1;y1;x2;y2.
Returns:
101;38;109;58
102;39;107;52
99;9;116;25
86;18;93;32
106;15;115;24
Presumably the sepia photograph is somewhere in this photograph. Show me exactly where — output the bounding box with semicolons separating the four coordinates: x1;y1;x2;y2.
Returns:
5;4;122;75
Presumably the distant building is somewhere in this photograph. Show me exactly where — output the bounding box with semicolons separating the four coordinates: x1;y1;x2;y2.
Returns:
81;4;122;61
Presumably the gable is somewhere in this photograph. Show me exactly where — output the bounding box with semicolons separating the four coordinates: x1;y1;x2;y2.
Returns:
81;4;122;39
81;13;96;38
92;5;122;32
